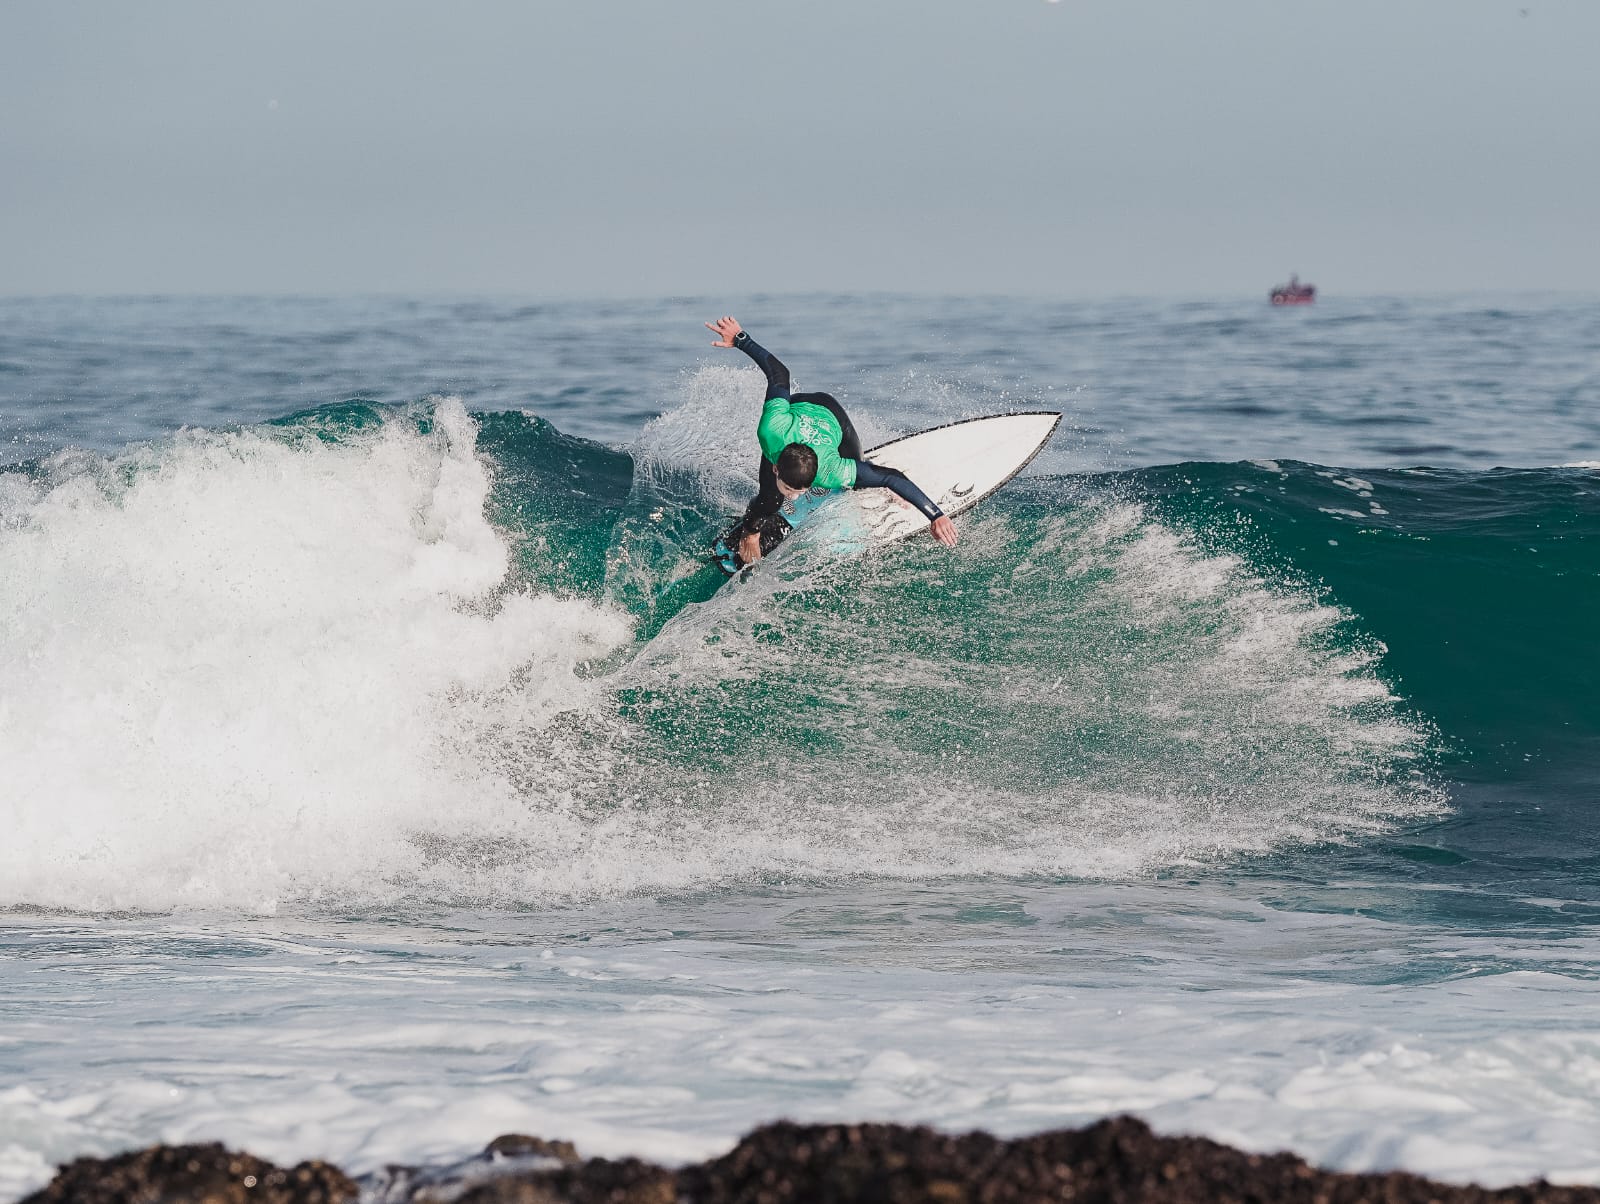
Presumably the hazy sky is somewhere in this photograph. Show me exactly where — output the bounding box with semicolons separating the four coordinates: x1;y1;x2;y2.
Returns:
2;1;1595;297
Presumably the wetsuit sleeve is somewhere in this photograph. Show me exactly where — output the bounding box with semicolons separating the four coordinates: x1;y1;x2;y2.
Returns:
743;455;784;521
734;331;800;463
733;331;790;401
853;459;944;521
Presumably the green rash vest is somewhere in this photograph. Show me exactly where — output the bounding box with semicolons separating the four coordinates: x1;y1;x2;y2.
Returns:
757;396;859;490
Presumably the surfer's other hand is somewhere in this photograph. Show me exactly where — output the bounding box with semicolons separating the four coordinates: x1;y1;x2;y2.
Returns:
929;516;958;547
739;531;763;563
706;316;743;348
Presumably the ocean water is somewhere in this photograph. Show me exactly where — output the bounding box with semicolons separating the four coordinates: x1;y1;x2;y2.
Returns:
2;294;1599;1198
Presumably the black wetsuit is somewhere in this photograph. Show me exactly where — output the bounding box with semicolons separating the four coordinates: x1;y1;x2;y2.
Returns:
722;332;943;566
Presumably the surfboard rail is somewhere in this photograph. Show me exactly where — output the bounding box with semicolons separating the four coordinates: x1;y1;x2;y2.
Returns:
863;410;1063;523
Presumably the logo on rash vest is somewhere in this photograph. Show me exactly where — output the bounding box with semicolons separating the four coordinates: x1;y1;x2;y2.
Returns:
792;413;835;448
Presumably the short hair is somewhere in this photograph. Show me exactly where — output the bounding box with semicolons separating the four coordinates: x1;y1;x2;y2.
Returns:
776;443;818;488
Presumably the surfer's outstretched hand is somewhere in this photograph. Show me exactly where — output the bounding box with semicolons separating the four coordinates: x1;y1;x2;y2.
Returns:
706;316;743;348
930;515;958;547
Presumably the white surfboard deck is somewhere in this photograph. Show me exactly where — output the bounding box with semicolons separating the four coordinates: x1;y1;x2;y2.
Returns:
839;410;1063;544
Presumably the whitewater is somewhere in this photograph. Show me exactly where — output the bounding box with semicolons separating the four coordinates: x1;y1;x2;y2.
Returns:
3;294;1599;1198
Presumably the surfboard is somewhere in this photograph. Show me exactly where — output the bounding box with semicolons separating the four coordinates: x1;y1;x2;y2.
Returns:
714;411;1061;573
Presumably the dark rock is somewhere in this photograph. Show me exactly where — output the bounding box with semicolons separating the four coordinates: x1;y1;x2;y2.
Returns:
484;1135;582;1165
454;1157;674;1204
679;1116;1600;1204
20;1140;356;1204
25;1115;1600;1204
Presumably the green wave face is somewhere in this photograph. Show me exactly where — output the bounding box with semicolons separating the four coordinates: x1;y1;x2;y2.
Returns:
1129;459;1600;787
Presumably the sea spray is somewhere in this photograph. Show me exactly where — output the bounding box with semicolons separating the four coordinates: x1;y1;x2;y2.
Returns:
0;400;630;912
608;487;1440;885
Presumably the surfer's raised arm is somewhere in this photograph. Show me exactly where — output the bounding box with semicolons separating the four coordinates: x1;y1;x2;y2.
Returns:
707;316;790;402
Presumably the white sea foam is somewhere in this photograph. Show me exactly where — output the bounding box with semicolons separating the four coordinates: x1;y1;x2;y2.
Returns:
3;887;1598;1201
0;400;629;912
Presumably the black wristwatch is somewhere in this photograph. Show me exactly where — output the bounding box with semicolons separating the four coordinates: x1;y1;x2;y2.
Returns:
732;331;751;347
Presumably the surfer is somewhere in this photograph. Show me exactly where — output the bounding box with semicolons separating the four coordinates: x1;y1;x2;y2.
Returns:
707;315;958;567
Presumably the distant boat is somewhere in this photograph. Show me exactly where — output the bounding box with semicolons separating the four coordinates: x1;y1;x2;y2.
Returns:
1270;274;1316;305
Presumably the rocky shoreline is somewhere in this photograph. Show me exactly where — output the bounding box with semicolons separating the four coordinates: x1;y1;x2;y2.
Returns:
22;1116;1600;1204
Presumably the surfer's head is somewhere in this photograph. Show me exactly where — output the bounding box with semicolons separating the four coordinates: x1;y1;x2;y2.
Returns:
776;444;817;496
